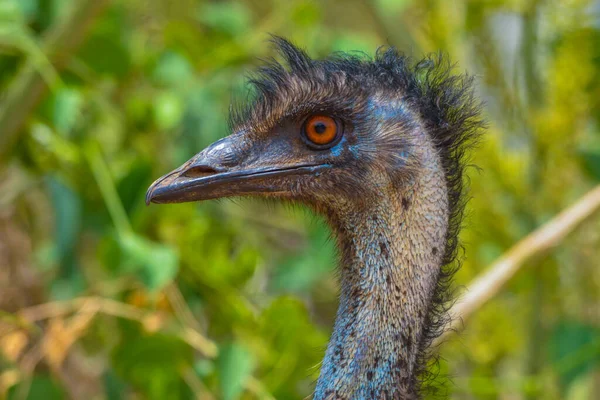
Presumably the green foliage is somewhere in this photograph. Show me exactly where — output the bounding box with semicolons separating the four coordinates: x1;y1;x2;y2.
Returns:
218;342;254;400
0;0;599;399
9;375;65;400
112;329;193;399
549;321;600;392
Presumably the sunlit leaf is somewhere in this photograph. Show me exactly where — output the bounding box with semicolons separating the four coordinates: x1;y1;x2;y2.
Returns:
549;321;600;392
46;176;81;278
103;369;127;400
14;0;38;21
153;91;184;131
112;332;192;400
153;51;194;88
331;33;378;53
8;375;64;400
291;1;321;27
579;150;600;181
273;221;334;293
218;341;254;400
375;0;411;13
78;32;131;77
199;2;251;36
116;160;152;216
51;87;83;137
120;234;179;291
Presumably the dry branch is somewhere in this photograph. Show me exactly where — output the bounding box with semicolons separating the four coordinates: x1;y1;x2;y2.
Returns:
438;185;600;344
10;296;218;358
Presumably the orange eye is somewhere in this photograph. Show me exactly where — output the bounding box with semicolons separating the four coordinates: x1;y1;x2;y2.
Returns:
303;115;340;148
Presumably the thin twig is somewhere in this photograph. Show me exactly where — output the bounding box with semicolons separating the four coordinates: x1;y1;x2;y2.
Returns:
12;296;217;357
165;283;203;332
182;368;215;400
438;185;600;344
0;0;110;163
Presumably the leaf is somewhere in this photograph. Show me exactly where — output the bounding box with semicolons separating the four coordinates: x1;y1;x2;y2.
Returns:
579;150;600;181
218;341;254;400
103;369;127;400
46;176;81;278
273;221;334;293
375;0;412;13
153;51;194;88
258;297;327;397
153;92;184;131
78;31;131;77
9;374;65;400
548;321;600;391
116;160;152;216
331;33;378;53
0;1;24;24
51;87;83;137
198;2;251;36
194;358;215;377
566;372;595;400
13;0;38;21
291;2;321;27
120;234;179;291
112;332;193;400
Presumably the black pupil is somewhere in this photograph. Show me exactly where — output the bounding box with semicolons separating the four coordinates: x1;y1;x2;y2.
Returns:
314;122;327;134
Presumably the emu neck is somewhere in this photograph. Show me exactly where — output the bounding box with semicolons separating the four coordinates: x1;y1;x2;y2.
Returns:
314;150;448;399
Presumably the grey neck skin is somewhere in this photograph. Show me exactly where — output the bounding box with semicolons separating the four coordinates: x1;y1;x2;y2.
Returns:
313;142;449;400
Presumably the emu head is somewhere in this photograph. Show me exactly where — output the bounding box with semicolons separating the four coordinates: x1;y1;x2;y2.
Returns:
147;37;480;225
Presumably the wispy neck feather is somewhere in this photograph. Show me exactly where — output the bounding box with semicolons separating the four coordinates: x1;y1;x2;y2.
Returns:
314;143;449;400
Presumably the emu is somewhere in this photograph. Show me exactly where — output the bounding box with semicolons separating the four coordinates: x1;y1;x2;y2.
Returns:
146;38;482;399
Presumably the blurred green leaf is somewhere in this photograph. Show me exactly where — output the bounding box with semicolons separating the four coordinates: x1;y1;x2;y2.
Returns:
194;358;215;378
291;1;321;27
258;297;327;397
103;369;127;400
549;321;600;391
273;221;334;292
116;160;152;216
14;0;38;21
112;332;192;400
199;2;251;36
375;0;411;13
331;33;378;53
9;374;65;400
121;233;179;291
47;176;81;278
565;371;595;400
153;51;194;88
218;341;254;400
579;150;600;181
153;91;184;130
51;87;83;137
78;32;130;77
0;0;24;23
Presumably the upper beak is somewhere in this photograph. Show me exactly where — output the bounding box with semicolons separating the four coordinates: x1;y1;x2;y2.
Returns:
145;134;328;205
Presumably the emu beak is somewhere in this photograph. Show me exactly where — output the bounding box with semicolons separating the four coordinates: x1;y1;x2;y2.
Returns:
146;133;327;205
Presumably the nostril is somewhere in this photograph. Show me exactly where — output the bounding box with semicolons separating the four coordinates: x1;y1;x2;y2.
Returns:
182;164;225;178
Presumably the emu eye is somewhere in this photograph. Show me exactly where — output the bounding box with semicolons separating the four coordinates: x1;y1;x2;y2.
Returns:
302;115;341;149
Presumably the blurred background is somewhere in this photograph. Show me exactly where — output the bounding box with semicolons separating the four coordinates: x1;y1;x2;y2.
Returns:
0;0;599;399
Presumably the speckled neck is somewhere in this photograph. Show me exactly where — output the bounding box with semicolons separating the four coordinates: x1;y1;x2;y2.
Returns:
314;144;448;399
